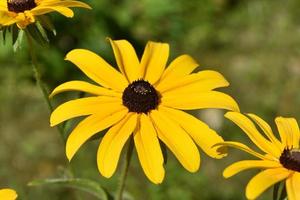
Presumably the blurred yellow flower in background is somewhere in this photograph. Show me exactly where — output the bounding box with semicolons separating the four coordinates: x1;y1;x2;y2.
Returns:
50;39;239;184
0;0;91;29
0;188;17;200
216;112;300;200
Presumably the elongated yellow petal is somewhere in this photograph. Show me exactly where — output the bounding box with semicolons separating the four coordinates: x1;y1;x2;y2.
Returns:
225;112;280;157
286;172;300;200
31;6;74;17
223;160;282;178
134;114;165;184
159;106;227;158
0;13;18;26
158;54;199;85
39;0;91;9
65;49;128;91
214;141;269;160
161;91;239;112
157;70;229;94
49;80;121;98
247;113;283;150
66;109;128;161
150;110;200;172
109;39;140;82
0;189;17;200
50;96;122;126
275;117;300;148
97;113;137;178
140;41;169;84
246;168;290;200
0;1;7;8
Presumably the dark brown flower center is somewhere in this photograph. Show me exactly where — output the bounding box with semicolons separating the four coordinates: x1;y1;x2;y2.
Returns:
7;0;36;13
279;148;300;172
122;80;160;113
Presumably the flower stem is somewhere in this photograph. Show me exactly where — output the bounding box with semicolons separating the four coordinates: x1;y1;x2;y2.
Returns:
24;30;65;142
116;138;134;200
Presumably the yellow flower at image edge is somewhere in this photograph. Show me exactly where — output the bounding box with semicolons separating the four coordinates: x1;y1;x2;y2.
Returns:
216;112;300;200
0;188;17;200
0;0;91;29
50;39;239;184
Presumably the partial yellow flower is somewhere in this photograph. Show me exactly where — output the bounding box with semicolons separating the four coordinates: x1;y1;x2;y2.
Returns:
216;112;300;200
50;39;239;184
0;188;17;200
0;0;91;29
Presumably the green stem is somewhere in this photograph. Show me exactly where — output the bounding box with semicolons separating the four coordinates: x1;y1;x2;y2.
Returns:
24;30;65;142
116;138;134;200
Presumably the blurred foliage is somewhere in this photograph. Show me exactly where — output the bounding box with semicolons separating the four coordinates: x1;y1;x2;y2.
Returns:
1;0;300;199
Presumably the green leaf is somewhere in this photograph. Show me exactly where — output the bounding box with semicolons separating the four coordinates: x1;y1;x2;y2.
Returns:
12;25;19;45
26;24;49;46
28;178;110;200
273;181;287;200
37;15;56;35
273;182;280;200
13;30;24;52
278;183;287;200
160;141;168;164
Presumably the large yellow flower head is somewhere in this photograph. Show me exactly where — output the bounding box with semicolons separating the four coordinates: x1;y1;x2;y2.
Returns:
217;112;300;200
0;0;91;29
0;188;17;200
50;39;239;184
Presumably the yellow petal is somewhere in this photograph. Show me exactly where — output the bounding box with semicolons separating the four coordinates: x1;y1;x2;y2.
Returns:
286;172;300;200
140;41;169;84
159;106;227;158
247;113;283;150
214;141;269;160
0;13;18;26
246;168;290;200
49;80;121;98
50;96;122;126
134;114;165;184
225;112;280;157
31;6;74;17
66;109;128;161
108;38;140;82
0;189;17;200
150;110;200;172
0;6;7;11
0;1;7;8
161;91;239;112
158;54;199;85
157;70;229;94
65;49;128;91
39;0;91;9
275;117;300;148
97;113;137;178
223;160;282;178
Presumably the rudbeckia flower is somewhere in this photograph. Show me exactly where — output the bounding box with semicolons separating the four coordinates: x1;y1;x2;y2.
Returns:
216;112;300;200
0;188;17;200
50;39;239;184
0;0;91;29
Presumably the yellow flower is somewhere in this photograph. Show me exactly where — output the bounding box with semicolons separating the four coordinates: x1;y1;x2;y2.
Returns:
0;188;17;200
50;39;239;184
0;0;91;29
216;112;300;200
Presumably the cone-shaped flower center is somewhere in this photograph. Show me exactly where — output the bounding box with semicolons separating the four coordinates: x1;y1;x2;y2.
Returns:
7;0;36;13
122;80;160;113
280;148;300;172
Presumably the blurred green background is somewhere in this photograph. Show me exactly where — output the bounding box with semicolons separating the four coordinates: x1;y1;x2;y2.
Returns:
1;0;300;199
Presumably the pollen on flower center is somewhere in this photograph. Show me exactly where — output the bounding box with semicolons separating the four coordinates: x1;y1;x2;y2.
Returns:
122;80;160;114
279;148;300;172
7;0;36;13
